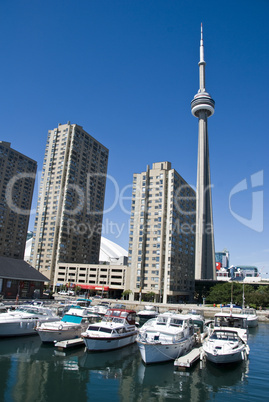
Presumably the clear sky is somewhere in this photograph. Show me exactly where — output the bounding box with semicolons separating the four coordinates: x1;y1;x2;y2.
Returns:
1;0;268;277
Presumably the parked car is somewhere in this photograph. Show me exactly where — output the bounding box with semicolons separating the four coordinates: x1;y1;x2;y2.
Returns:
58;291;68;295
43;291;54;299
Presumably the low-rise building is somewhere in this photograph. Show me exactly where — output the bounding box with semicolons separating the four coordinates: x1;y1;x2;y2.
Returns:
0;256;49;299
54;262;130;299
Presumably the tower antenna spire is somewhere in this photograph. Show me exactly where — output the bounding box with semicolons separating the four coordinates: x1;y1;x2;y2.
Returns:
199;23;205;91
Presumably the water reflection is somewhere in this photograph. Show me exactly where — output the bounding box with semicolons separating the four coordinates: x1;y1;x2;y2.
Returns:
0;336;88;402
0;335;40;358
78;343;138;379
0;324;266;402
204;359;249;388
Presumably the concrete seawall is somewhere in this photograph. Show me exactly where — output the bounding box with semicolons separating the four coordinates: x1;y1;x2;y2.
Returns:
101;300;269;323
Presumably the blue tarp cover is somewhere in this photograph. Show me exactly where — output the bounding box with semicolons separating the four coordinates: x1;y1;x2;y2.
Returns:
62;314;83;324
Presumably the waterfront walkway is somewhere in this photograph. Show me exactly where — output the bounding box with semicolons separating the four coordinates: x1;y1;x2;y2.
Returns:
92;299;269;323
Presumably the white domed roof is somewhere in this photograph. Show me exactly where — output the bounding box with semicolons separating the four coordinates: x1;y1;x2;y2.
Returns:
99;237;128;262
24;236;127;263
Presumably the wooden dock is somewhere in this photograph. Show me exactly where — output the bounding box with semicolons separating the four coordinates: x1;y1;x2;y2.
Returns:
174;347;202;370
54;337;85;349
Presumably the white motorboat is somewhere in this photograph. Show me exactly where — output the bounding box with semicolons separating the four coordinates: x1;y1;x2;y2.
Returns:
81;308;138;351
241;308;258;327
214;312;248;342
202;328;250;364
137;305;159;326
187;309;209;342
136;312;195;364
90;301;110;316
0;304;60;337
36;307;101;343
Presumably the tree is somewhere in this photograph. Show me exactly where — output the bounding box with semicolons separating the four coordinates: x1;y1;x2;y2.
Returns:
75;286;81;295
144;292;155;302
122;289;133;300
206;282;269;308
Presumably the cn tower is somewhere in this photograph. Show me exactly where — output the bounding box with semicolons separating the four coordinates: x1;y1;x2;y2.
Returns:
191;24;216;280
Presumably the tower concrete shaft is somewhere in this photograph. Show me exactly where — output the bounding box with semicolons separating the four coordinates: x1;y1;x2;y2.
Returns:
191;25;216;280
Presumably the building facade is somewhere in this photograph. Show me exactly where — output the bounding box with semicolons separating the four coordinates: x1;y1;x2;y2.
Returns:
215;249;230;270
30;122;108;283
128;162;195;304
0;141;36;259
0;256;48;299
54;261;129;299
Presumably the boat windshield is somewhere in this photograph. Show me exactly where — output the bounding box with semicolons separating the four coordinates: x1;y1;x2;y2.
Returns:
211;331;239;341
170;318;183;327
157;316;168;325
215;316;246;328
112;317;124;324
106;310;121;317
242;309;256;315
16;307;42;315
87;326;112;334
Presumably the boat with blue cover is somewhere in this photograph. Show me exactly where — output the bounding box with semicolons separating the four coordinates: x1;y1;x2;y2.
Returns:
36;307;101;343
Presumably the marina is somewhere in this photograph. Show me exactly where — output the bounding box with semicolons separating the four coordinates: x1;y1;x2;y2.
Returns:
0;322;268;401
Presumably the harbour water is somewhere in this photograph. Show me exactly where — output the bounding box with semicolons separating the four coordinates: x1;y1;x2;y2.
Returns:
0;323;268;401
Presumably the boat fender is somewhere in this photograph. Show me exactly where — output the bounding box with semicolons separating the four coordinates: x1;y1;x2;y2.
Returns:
200;350;205;361
58;324;63;331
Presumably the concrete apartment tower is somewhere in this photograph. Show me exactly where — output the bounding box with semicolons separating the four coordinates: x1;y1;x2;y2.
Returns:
191;25;216;280
128;162;195;304
30;123;109;283
0;142;37;259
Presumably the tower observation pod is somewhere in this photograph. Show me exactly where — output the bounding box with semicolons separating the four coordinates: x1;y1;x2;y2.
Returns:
191;24;216;280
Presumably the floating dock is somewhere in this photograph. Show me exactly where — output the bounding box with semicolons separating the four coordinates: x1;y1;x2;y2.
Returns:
174;347;202;370
54;337;84;349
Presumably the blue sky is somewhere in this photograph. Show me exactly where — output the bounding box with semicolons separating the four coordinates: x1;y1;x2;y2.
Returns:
0;0;268;277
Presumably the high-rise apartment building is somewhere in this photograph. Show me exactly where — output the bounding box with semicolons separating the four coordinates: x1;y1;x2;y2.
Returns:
0;141;36;259
128;162;195;304
30;123;109;282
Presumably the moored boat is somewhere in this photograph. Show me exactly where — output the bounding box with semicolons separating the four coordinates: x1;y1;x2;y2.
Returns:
81;308;138;352
214;312;248;342
90;301;110;316
136;312;195;364
36;307;101;343
0;304;60;337
137;305;159;326
241;308;258;328
187;309;209;341
201;327;250;364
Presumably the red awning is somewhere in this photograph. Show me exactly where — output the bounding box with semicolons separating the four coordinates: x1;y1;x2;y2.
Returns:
77;284;109;291
78;284;92;290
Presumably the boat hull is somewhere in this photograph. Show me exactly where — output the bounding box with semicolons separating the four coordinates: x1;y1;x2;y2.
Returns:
0;320;38;337
83;331;138;352
137;335;195;364
204;346;248;364
37;325;83;343
247;317;258;328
